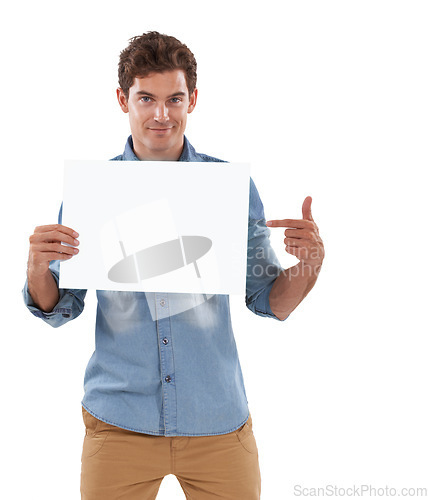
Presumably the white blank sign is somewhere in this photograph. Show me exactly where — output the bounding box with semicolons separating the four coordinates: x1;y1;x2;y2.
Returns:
59;161;250;294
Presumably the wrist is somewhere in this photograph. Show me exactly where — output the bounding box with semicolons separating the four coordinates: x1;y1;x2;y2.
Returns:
298;258;323;277
27;262;52;281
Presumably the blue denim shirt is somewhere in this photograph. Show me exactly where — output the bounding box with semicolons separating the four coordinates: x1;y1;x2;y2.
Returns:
22;135;286;436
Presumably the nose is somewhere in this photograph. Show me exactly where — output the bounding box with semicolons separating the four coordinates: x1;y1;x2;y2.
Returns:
154;102;169;122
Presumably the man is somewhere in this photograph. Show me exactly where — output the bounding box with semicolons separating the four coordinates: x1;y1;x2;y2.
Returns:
23;32;324;500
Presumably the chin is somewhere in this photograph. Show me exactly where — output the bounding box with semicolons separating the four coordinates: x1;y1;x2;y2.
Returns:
146;140;173;151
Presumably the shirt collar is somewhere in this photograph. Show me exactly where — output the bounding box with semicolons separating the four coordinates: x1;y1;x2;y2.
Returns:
123;134;198;162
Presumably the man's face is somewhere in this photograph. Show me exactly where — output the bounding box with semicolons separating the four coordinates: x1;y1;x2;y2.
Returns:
117;69;197;161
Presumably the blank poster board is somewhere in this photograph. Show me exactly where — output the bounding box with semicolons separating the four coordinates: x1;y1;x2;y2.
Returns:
59;160;250;295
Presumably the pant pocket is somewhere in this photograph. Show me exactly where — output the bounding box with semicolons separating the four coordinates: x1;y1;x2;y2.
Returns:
81;407;111;458
234;414;258;455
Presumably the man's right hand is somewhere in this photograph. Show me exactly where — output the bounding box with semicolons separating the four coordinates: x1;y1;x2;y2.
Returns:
27;224;80;277
26;224;80;313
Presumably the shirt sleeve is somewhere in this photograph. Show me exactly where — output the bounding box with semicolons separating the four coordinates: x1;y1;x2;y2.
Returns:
22;203;87;328
245;177;288;321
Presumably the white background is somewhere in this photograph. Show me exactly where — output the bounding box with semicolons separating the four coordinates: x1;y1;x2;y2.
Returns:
3;0;427;498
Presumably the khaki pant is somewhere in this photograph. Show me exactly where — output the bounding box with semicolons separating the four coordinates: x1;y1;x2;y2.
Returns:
81;406;261;499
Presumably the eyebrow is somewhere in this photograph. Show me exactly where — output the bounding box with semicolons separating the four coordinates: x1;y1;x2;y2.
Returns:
135;91;187;98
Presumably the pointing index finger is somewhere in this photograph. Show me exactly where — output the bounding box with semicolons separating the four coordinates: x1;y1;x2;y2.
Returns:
266;219;310;228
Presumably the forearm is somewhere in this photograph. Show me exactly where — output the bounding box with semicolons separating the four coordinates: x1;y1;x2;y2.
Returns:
269;261;321;321
27;268;60;313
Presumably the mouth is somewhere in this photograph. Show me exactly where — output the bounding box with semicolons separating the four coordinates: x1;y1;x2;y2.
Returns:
149;127;173;133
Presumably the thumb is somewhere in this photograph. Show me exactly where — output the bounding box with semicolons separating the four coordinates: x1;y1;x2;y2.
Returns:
302;196;313;220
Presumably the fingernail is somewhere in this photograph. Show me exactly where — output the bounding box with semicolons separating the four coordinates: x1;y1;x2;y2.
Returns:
73;231;79;237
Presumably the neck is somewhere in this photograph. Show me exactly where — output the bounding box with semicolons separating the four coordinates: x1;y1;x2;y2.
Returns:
132;136;184;161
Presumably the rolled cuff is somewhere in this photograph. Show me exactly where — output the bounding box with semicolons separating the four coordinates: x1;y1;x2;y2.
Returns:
22;269;86;328
245;278;288;321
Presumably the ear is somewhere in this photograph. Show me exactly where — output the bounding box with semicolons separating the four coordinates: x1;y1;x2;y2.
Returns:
117;88;129;113
187;88;198;114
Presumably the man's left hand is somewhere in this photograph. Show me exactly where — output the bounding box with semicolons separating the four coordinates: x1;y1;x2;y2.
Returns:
266;196;325;269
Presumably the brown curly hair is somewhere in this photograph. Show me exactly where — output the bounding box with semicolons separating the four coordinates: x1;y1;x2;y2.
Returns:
118;31;197;100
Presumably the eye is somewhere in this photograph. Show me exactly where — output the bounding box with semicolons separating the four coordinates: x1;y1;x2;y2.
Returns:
170;97;182;103
140;96;152;102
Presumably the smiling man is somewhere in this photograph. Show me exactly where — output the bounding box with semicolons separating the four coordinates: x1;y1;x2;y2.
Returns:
23;31;324;500
117;70;197;160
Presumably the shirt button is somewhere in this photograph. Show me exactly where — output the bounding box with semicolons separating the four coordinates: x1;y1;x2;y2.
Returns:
160;299;166;306
165;375;171;383
162;338;169;345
